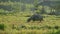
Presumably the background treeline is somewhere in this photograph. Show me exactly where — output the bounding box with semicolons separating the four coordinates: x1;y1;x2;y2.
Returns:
0;0;60;15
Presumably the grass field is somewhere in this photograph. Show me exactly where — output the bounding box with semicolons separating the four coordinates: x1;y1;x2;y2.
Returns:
0;12;60;34
0;0;60;34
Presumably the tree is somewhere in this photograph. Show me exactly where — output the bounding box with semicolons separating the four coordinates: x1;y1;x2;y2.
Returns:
34;0;47;14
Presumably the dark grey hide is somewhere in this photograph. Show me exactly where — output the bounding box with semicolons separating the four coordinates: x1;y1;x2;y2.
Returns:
27;14;44;22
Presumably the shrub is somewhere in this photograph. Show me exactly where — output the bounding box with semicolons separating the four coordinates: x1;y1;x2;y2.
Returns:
54;26;59;29
0;24;5;30
54;30;60;34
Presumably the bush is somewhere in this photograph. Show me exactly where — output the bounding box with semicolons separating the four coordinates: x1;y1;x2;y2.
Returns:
54;30;60;34
0;24;5;30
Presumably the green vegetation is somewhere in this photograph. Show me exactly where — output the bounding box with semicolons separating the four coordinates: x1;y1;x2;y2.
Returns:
0;0;60;34
0;13;60;34
0;24;5;30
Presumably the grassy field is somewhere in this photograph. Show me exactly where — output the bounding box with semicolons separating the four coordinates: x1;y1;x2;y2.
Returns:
0;0;60;34
0;12;60;34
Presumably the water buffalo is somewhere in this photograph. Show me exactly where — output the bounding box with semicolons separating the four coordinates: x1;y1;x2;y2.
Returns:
27;14;44;22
